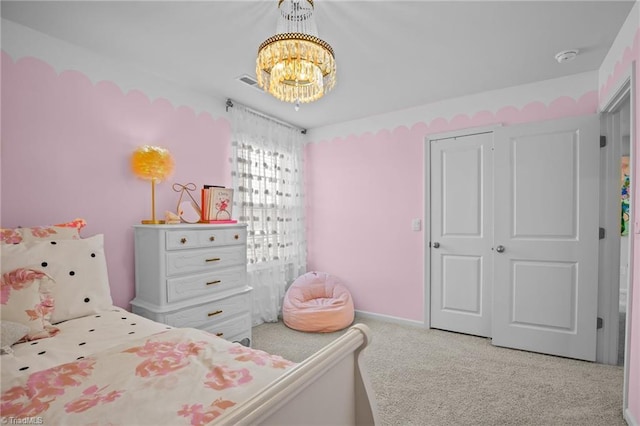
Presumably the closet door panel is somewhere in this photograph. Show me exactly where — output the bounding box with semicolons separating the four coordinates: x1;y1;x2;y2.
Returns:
492;115;599;361
430;132;493;338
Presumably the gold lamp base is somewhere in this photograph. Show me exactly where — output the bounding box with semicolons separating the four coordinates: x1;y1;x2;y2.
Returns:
140;179;166;225
141;219;165;225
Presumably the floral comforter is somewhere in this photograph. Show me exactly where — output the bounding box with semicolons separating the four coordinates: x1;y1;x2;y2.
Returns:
0;327;295;425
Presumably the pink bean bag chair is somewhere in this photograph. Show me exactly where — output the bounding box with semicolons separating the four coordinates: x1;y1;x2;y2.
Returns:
283;271;355;332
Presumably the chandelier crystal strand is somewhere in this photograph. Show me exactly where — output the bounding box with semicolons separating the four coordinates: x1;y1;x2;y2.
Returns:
256;0;336;105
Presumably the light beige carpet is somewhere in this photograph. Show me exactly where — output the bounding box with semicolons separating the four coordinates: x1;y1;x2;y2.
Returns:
252;315;625;426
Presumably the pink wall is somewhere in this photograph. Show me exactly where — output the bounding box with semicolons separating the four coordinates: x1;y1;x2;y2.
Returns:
305;127;425;320
0;52;232;309
305;93;598;322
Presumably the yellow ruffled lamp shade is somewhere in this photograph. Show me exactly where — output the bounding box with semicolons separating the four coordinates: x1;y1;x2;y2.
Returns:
131;145;175;224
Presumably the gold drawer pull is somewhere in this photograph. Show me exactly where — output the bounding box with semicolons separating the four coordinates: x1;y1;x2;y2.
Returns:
206;280;221;286
205;257;221;262
208;310;223;317
234;234;239;240
209;236;215;241
216;332;224;337
180;237;187;244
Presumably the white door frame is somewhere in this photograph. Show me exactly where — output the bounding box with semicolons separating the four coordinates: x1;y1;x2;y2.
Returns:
599;63;635;417
598;75;632;366
423;125;500;329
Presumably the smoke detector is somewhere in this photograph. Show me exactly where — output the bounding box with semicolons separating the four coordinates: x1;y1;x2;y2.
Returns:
555;49;579;63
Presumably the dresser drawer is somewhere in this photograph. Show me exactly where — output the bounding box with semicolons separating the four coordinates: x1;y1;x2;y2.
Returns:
166;228;246;251
202;312;251;341
166;245;246;276
164;291;250;328
198;229;246;247
166;266;247;303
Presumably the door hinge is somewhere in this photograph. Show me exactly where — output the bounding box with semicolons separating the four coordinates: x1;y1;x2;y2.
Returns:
597;317;604;329
600;136;607;148
599;227;606;239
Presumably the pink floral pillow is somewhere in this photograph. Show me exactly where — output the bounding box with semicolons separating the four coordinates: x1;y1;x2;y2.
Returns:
0;268;59;341
0;218;87;246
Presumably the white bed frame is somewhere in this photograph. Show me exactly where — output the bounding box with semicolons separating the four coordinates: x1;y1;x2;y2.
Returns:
215;324;379;425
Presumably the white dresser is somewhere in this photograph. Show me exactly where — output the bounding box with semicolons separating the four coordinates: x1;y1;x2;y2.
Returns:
130;223;252;345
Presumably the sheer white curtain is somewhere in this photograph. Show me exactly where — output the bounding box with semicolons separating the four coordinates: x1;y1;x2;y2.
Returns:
229;105;306;326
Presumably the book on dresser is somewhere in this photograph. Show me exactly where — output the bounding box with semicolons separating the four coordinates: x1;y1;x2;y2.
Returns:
201;185;234;222
130;223;252;345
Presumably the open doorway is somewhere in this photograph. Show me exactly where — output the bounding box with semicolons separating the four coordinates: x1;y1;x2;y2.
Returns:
616;95;631;366
600;87;631;366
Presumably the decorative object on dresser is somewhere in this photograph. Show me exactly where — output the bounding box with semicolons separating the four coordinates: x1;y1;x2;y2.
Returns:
172;182;202;224
130;223;251;344
130;145;175;224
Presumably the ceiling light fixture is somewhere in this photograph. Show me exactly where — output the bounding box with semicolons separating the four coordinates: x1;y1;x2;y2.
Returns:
256;0;336;110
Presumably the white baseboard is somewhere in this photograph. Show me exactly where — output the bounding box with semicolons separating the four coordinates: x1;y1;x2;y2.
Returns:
625;408;638;426
354;310;426;328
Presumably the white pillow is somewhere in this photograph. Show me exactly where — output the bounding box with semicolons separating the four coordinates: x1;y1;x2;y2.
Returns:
1;235;113;323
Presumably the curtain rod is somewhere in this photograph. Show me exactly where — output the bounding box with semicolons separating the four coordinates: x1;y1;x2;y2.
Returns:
226;99;307;135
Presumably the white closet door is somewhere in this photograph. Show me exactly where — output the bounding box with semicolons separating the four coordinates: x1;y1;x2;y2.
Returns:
492;115;600;361
430;132;493;337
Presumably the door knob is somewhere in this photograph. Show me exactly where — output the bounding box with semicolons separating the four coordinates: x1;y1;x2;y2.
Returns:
432;242;440;248
496;245;505;253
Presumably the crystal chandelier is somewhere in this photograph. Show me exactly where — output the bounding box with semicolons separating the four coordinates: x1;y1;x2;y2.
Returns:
256;0;336;108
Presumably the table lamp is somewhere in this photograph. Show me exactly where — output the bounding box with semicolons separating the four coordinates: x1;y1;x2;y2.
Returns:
131;145;174;224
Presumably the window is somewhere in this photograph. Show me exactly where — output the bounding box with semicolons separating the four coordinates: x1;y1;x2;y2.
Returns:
229;104;306;324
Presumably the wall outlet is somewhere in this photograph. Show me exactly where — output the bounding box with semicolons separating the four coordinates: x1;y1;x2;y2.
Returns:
412;218;421;231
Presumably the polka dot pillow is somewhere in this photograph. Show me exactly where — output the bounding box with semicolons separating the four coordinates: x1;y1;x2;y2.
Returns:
0;268;59;341
1;234;113;324
0;218;87;245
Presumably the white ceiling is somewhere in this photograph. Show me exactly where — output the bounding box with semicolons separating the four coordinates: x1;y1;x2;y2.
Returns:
1;1;635;130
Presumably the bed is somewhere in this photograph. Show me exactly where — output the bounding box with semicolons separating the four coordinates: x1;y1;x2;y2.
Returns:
1;222;378;425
